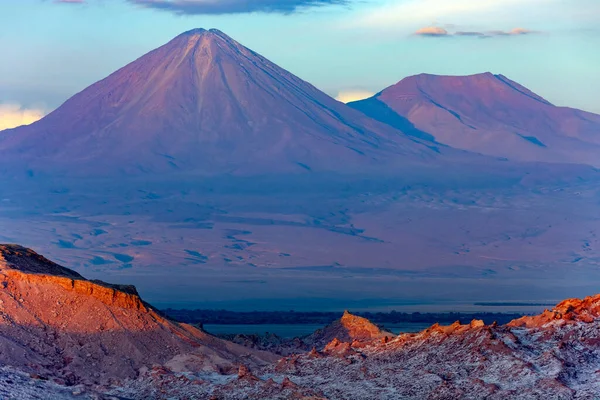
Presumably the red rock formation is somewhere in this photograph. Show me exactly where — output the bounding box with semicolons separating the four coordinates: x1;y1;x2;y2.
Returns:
252;294;600;399
0;244;275;386
303;310;392;350
509;293;600;328
237;365;260;382
5;244;600;399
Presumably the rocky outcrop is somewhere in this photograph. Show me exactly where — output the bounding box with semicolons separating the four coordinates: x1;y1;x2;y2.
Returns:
303;310;393;350
508;293;600;328
0;244;276;386
0;244;144;310
263;296;600;399
4;244;600;399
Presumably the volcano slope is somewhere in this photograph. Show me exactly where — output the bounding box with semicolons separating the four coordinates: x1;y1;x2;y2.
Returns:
0;244;276;388
349;73;600;166
0;29;448;177
0;29;598;312
0;30;588;183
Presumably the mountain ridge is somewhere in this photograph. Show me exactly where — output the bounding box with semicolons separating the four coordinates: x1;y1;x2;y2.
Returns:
0;244;276;386
349;72;600;166
0;28;443;177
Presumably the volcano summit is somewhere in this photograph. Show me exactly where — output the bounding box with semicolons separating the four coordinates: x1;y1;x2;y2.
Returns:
0;29;444;177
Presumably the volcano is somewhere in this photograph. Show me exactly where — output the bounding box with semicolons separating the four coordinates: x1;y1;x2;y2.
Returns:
349;73;600;166
0;29;442;177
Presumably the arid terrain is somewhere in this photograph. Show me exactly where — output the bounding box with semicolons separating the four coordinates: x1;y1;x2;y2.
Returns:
2;0;598;395
0;29;598;312
1;174;598;311
2;245;600;399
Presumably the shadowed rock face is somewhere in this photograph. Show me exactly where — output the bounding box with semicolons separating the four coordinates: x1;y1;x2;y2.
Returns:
0;29;441;177
1;244;139;296
0;244;83;279
0;244;276;386
349;73;600;166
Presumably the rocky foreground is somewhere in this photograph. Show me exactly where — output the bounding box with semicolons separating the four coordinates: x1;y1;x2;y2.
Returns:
1;245;600;399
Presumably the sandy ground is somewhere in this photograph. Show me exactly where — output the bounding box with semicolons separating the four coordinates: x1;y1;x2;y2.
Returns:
1;176;598;311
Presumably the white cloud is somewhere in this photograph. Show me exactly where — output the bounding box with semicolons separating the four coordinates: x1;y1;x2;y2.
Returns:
335;89;375;103
417;26;540;38
0;103;46;130
349;0;552;30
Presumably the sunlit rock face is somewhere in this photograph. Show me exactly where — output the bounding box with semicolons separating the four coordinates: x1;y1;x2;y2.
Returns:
254;301;600;399
349;72;600;166
0;29;445;177
2;245;600;398
108;293;600;399
302;310;393;350
0;244;276;387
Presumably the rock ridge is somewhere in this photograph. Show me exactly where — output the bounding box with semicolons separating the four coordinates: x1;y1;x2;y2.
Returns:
0;244;145;310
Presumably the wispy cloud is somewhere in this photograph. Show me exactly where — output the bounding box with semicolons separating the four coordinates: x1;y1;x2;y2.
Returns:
416;26;539;38
354;0;551;28
0;104;46;130
56;0;350;14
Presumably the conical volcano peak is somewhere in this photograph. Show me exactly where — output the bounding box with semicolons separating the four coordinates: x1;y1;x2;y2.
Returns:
171;27;244;60
176;28;233;43
179;28;226;36
179;27;207;36
0;27;442;176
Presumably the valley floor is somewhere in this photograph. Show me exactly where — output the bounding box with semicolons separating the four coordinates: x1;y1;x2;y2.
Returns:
1;178;598;310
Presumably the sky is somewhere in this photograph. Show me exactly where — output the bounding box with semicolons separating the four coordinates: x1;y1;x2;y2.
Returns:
0;0;599;128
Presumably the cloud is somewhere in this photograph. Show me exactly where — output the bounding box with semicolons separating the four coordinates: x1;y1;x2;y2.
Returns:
454;31;486;37
122;0;350;15
349;0;553;31
416;26;539;38
53;0;349;14
506;27;536;35
0;104;46;130
414;27;449;37
335;90;374;103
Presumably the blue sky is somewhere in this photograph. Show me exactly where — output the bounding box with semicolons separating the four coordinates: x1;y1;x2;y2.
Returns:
0;0;599;127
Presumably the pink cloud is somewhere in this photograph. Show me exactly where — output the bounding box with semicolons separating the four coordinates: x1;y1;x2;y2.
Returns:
414;26;449;37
